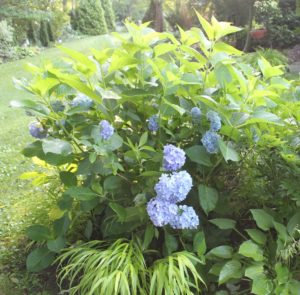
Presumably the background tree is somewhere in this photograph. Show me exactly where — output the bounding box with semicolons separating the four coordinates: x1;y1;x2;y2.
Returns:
101;0;116;31
143;0;164;32
71;0;108;35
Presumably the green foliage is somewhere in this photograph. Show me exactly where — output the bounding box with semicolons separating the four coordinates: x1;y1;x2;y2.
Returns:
57;239;205;295
39;21;50;47
14;16;300;293
71;0;108;35
101;0;116;31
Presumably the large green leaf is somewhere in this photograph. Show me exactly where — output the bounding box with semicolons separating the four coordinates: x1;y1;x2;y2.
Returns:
206;245;233;259
109;202;127;222
238;240;264;262
26;247;55;272
186;145;212;167
64;187;98;201
250;209;274;231
198;184;219;215
219;260;243;285
218;140;240;162
245;229;267;245
26;225;51;241
164;231;178;256
47;236;66;253
193;231;207;257
42;139;73;156
10;99;50;115
210;218;236;230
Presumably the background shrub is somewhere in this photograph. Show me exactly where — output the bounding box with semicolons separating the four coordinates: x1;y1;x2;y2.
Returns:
71;0;108;35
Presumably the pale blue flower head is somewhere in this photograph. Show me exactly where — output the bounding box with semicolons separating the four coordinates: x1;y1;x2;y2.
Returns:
71;93;93;108
148;114;159;132
207;110;221;132
169;205;199;229
191;107;201;124
99;120;114;140
163;144;186;171
147;198;178;227
29;122;47;139
155;171;193;203
201;131;220;154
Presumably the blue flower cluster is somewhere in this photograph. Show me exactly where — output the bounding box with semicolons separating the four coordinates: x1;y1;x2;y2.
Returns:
201;131;220;154
146;198;178;227
154;171;192;203
147;146;199;229
207;110;221;132
148;114;159;132
163;144;186;171
29;122;48;139
191;107;201;124
71;94;93;108
99;120;114;140
169;205;199;229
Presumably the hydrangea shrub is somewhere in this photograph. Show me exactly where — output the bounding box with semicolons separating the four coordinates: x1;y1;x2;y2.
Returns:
13;15;300;294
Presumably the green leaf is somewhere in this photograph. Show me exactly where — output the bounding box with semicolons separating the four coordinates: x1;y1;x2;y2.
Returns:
154;43;177;57
42;139;73;155
162;98;186;115
238;240;264;262
64;187;98;201
26;225;51;241
164;231;178;256
251;275;273;295
218;140;240;162
195;11;214;40
273;221;289;242
250;209;274;231
109;202;127;222
244;111;282;126
59;171;77;187
207;245;233;259
275;263;289;284
219;260;243;285
10;99;50;115
287;212;300;236
186;145;212;167
198;184;219;215
104;176;122;191
210;218;236;230
26;247;55;272
245;229;267;245
53;214;70;236
193;231;207;256
84;220;93;240
258;57;284;79
245;262;264;279
47;236;66;253
139;132;148;147
143;224;155;250
215;63;232;87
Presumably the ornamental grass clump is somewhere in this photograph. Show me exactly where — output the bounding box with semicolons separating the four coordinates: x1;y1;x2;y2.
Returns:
14;15;300;295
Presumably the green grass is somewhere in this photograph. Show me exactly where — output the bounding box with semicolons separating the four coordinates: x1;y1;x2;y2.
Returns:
0;34;113;294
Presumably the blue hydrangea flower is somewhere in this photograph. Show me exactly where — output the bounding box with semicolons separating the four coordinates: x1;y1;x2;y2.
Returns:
29;122;48;139
207;110;221;132
99;120;114;140
51;100;65;112
163;144;186;171
201;131;220;154
148;114;159;132
191;107;201;124
169;205;199;229
71;94;93;108
155;171;193;203
147;198;178;227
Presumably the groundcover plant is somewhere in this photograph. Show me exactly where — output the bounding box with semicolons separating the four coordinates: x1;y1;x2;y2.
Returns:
13;14;300;295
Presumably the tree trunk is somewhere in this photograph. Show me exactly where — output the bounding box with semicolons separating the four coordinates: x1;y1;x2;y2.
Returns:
243;0;256;52
143;0;164;32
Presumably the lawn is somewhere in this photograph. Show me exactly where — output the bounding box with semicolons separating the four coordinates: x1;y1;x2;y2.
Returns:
0;34;114;294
